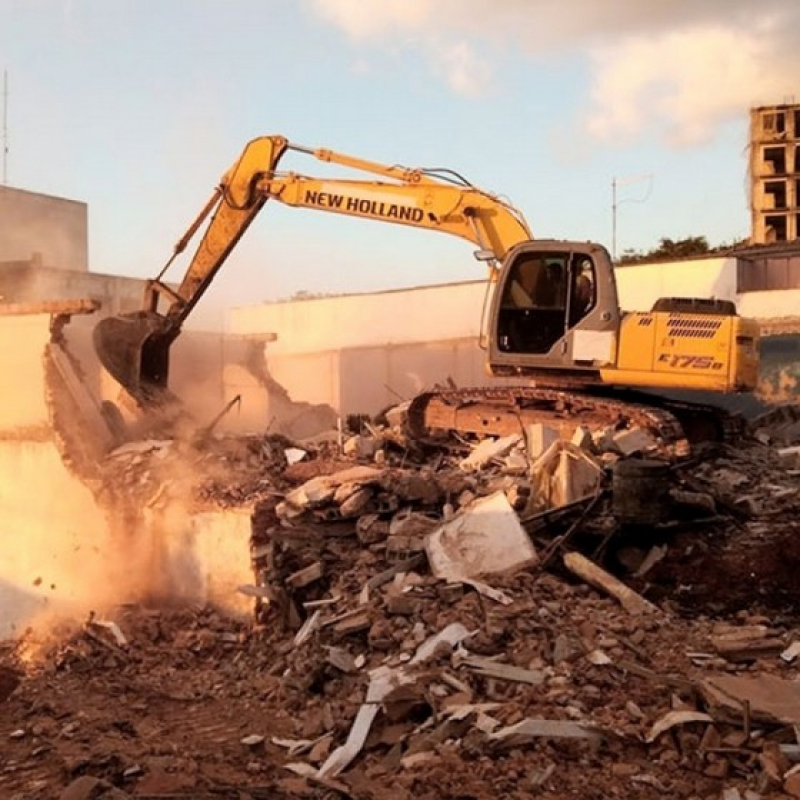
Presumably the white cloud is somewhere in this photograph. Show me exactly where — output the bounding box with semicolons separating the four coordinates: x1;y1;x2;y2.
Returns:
435;42;491;97
309;0;800;147
311;0;432;39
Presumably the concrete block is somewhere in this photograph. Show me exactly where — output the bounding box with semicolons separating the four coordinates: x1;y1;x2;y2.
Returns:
612;427;657;456
571;425;593;451
777;445;800;467
425;491;538;581
525;423;560;460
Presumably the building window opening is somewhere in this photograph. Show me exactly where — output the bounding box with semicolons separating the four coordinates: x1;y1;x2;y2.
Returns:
765;214;788;243
764;145;787;175
763;111;786;135
794;109;800;137
765;180;788;210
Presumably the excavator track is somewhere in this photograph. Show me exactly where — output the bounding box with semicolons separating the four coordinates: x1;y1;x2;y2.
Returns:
407;385;747;460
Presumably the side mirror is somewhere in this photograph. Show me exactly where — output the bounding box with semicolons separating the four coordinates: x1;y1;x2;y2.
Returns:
473;249;495;262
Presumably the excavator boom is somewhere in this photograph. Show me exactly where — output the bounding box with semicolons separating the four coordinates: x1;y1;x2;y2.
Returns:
94;135;531;399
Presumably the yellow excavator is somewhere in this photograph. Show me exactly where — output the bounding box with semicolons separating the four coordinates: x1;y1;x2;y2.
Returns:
93;135;760;450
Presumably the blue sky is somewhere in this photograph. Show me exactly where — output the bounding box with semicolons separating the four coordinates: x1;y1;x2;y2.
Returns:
2;0;798;322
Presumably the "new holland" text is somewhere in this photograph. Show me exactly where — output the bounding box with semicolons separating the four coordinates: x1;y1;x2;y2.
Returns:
304;190;424;222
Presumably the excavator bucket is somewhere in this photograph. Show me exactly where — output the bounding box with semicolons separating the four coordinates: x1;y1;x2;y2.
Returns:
92;311;176;398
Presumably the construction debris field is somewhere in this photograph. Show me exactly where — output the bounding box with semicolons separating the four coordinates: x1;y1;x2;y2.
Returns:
4;343;800;799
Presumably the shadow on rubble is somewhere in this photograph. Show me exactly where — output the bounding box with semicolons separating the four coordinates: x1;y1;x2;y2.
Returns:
623;522;800;620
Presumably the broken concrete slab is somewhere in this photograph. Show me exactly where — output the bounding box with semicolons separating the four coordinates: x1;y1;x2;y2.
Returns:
317;701;380;778
701;674;800;726
524;423;559;461
460;655;545;686
711;627;786;662
425;491;538;581
612;427;657;456
488;718;606;748
282;466;383;512
459;434;522;471
529;441;604;512
411;622;472;664
286;562;325;590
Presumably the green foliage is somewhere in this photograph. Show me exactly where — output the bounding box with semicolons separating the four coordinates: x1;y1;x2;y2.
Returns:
617;236;712;264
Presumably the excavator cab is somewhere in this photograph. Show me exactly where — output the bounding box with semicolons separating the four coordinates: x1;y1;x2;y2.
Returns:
488;240;621;379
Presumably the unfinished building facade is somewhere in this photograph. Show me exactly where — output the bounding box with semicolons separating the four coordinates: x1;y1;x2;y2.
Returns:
750;102;800;245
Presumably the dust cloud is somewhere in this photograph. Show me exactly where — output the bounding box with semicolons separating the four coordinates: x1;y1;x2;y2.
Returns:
0;320;240;647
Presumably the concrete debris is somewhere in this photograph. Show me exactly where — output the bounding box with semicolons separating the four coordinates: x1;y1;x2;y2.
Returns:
425;491;538;581
528;440;604;512
524;423;559;461
563;551;660;615
459;433;521;471
782;641;800;663
488;718;606;748
59;776;130;800
612;427;657;456
6;397;800;798
710;625;786;662
0;665;21;703
645;709;714;743
700;674;800;726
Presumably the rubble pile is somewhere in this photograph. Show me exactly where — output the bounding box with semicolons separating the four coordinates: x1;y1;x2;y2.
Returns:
3;406;800;799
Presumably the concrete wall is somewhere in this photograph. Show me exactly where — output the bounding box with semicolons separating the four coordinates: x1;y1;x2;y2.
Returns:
738;288;800;319
0;261;147;315
0;311;255;637
229;255;800;416
0;186;88;271
0;313;51;430
233;280;488;356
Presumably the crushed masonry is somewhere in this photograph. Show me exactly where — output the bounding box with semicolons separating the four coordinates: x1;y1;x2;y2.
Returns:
4;388;800;798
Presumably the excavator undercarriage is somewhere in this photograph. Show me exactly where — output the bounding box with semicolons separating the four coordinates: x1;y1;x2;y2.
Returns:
407;384;747;459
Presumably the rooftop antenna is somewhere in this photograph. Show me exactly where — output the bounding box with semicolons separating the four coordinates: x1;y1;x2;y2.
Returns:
2;69;7;184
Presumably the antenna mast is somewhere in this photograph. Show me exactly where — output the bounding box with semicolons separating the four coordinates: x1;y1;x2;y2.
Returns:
3;69;8;184
2;70;8;184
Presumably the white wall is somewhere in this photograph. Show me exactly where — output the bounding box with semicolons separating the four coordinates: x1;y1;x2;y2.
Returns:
615;257;736;312
737;288;800;319
228;255;800;416
0;314;52;430
232;280;489;356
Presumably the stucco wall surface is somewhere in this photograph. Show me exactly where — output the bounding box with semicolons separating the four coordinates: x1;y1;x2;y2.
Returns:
0;186;88;271
0;313;51;430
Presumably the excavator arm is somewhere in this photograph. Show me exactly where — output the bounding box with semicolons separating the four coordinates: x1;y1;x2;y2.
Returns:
93;135;532;399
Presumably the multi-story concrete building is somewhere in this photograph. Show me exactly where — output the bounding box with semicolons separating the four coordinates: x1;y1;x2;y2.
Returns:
750;103;800;244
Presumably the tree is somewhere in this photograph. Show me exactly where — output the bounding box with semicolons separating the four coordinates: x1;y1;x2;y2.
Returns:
617;235;711;265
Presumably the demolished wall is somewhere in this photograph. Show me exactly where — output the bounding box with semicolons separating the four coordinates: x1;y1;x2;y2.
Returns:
0;309;262;638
